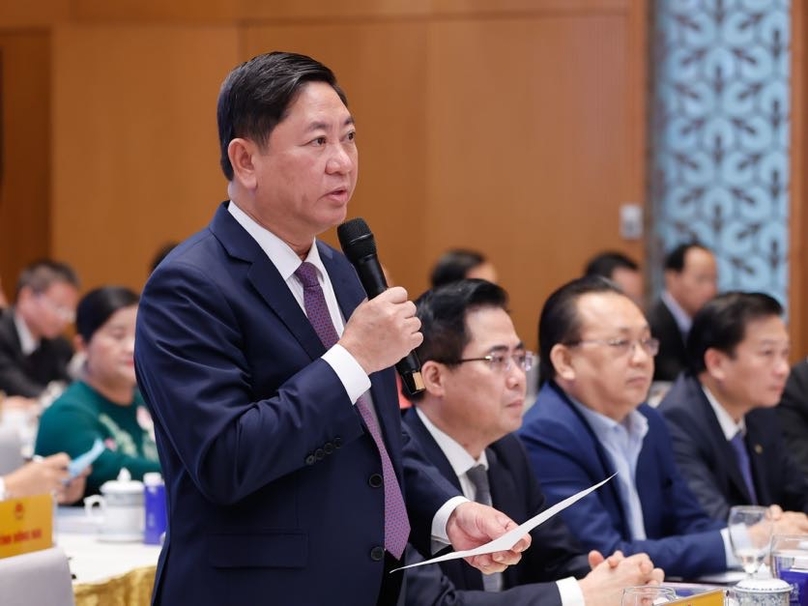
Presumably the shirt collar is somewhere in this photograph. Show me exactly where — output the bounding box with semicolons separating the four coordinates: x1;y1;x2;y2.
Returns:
415;407;489;476
661;290;692;335
227;201;327;279
13;310;38;355
701;384;745;440
569;395;649;442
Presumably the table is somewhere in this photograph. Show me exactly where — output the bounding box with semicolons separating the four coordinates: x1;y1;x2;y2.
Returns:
55;507;161;606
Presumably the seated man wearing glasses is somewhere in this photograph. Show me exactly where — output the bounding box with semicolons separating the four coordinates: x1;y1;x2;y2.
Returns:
0;260;80;404
404;279;661;606
657;292;808;521
519;276;735;579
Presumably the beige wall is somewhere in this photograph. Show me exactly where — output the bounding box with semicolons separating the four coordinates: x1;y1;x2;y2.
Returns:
0;0;646;351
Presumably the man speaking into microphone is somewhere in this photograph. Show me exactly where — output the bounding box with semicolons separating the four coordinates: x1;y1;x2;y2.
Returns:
134;51;529;606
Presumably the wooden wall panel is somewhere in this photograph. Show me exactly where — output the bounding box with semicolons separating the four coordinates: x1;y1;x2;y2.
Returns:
3;0;647;351
244;6;645;348
65;0;630;25
0;1;70;28
237;0;629;22
71;0;238;24
424;13;644;348
50;24;239;291
0;31;51;302
241;23;429;293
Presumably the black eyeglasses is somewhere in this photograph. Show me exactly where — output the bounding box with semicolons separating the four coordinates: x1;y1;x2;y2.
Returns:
451;351;535;373
566;337;659;357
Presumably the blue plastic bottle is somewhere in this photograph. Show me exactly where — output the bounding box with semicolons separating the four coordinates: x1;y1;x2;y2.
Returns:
143;472;167;545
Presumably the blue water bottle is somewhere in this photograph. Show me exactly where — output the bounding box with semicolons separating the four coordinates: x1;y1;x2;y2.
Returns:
143;472;167;545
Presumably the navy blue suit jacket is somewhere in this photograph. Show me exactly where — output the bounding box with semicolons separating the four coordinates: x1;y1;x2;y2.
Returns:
648;298;688;382
658;373;808;521
776;360;808;476
135;204;456;605
518;382;726;579
0;309;72;398
403;409;590;606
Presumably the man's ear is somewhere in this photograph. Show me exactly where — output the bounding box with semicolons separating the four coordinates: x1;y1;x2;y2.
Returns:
73;333;87;355
421;360;446;398
228;138;259;190
549;343;575;381
703;347;727;381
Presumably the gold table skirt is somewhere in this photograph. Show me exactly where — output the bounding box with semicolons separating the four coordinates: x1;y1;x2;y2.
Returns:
74;565;156;606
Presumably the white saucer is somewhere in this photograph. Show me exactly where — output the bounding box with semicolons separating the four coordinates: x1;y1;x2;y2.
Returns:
97;532;144;543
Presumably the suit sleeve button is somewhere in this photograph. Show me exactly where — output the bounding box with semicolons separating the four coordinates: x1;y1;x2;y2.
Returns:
314;448;325;461
323;442;334;454
305;454;315;465
370;546;385;561
334;437;343;449
368;473;383;488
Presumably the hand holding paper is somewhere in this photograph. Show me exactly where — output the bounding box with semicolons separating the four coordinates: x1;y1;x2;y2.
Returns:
393;474;616;573
444;500;532;574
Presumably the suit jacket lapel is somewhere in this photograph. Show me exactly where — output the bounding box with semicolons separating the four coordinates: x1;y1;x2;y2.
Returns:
691;379;756;503
0;312;26;363
403;409;484;590
208;204;341;361
549;383;628;525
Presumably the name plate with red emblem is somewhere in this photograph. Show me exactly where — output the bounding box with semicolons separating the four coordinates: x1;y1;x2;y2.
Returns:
0;493;53;558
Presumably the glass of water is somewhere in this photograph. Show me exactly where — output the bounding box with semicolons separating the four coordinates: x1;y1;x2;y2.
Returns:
729;505;774;577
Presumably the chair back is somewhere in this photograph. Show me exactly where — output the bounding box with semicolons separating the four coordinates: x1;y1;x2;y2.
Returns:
0;546;75;606
0;426;24;475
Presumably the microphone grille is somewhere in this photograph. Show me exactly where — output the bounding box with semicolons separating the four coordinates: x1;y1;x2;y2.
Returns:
337;217;377;262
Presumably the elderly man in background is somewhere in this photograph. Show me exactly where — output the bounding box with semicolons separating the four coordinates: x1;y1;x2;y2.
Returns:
0;259;80;404
648;243;718;382
520;277;734;579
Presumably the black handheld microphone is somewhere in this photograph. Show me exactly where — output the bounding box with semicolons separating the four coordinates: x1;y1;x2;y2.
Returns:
337;217;425;396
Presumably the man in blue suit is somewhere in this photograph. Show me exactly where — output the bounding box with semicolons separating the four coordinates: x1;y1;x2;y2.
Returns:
658;292;808;522
519;277;733;580
135;52;527;606
403;279;662;605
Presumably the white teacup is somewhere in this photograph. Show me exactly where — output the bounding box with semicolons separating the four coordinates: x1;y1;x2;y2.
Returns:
84;468;144;542
729;579;792;606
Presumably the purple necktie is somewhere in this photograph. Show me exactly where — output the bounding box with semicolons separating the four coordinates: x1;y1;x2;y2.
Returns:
730;431;758;505
295;262;410;559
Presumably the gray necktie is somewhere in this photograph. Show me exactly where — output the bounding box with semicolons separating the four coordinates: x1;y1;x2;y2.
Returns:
466;464;502;592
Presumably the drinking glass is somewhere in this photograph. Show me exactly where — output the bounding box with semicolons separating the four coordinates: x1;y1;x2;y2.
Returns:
729;505;774;577
771;534;808;606
621;586;677;606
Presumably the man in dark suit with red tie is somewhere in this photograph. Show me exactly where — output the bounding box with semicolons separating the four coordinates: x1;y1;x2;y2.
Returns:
658;291;808;523
135;51;528;606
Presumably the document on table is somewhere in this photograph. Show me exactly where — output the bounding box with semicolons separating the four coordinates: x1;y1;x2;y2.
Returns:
391;474;615;573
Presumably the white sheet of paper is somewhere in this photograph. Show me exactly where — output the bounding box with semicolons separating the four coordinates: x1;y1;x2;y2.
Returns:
391;474;615;573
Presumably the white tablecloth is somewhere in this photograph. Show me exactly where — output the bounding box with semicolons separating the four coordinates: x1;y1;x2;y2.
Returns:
55;507;161;584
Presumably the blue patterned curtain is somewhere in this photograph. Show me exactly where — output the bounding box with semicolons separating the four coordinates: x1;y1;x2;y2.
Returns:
650;0;790;306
